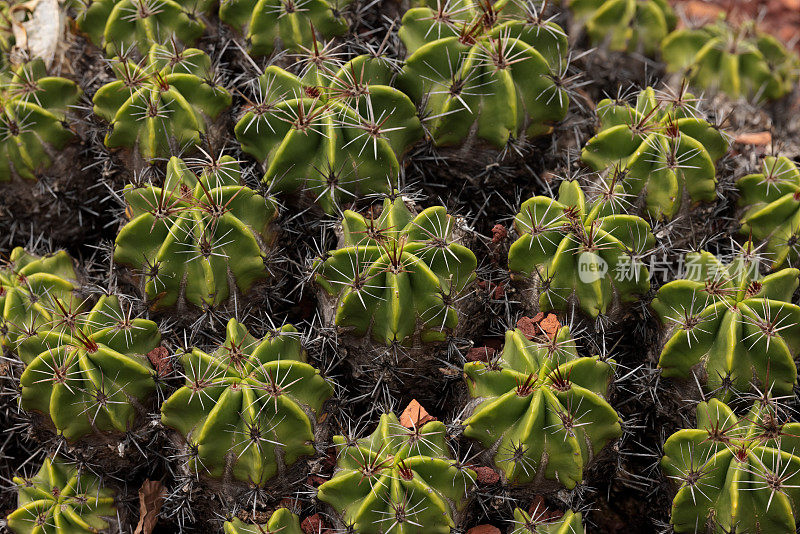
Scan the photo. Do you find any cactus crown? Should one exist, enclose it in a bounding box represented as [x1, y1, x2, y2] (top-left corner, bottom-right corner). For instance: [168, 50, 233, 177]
[223, 509, 303, 534]
[662, 397, 800, 533]
[18, 294, 160, 440]
[220, 0, 350, 57]
[0, 59, 81, 181]
[398, 0, 570, 148]
[234, 54, 422, 213]
[662, 16, 800, 101]
[74, 0, 210, 57]
[313, 194, 477, 345]
[113, 155, 278, 312]
[508, 179, 655, 318]
[463, 326, 621, 488]
[93, 43, 231, 160]
[581, 86, 729, 220]
[511, 507, 584, 533]
[0, 248, 77, 351]
[737, 156, 800, 269]
[161, 318, 333, 485]
[651, 246, 800, 397]
[7, 457, 117, 534]
[568, 0, 677, 56]
[317, 412, 476, 534]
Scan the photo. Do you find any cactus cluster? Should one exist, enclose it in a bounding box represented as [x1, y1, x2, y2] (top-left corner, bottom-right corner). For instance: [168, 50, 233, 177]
[662, 17, 800, 101]
[581, 86, 729, 220]
[508, 179, 655, 318]
[463, 325, 620, 488]
[161, 318, 332, 486]
[313, 194, 476, 345]
[651, 247, 800, 397]
[113, 156, 278, 313]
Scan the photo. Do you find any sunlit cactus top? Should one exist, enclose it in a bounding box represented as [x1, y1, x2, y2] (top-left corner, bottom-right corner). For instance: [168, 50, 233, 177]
[0, 59, 81, 181]
[7, 457, 117, 534]
[662, 397, 800, 533]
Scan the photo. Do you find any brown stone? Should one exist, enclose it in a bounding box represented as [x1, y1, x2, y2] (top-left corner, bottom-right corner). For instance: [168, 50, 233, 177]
[474, 466, 500, 485]
[467, 526, 501, 534]
[735, 131, 772, 146]
[466, 347, 496, 362]
[491, 224, 508, 244]
[399, 399, 436, 428]
[539, 313, 561, 339]
[301, 514, 326, 534]
[146, 346, 171, 377]
[516, 315, 538, 340]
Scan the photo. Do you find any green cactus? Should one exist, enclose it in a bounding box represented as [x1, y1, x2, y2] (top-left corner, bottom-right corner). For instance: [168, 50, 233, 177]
[0, 247, 78, 352]
[662, 17, 800, 102]
[568, 0, 676, 56]
[581, 86, 729, 220]
[661, 398, 800, 533]
[508, 179, 655, 318]
[317, 412, 475, 534]
[219, 0, 349, 57]
[7, 457, 117, 534]
[463, 326, 621, 488]
[651, 248, 800, 397]
[737, 156, 800, 269]
[93, 43, 231, 160]
[17, 294, 160, 440]
[161, 318, 333, 486]
[223, 509, 303, 534]
[234, 55, 422, 213]
[113, 156, 277, 312]
[73, 0, 210, 57]
[511, 508, 584, 534]
[398, 1, 570, 148]
[0, 59, 81, 181]
[313, 194, 477, 345]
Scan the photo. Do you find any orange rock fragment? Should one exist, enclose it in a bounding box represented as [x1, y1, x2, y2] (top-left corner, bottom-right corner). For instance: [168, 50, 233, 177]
[467, 526, 501, 534]
[735, 131, 772, 146]
[399, 399, 436, 428]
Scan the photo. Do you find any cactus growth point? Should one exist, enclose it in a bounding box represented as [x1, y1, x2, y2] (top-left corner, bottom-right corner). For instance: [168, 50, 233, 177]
[317, 412, 475, 534]
[161, 318, 333, 486]
[651, 248, 800, 396]
[219, 0, 349, 57]
[7, 457, 116, 534]
[113, 156, 278, 312]
[0, 247, 77, 352]
[223, 509, 303, 534]
[0, 59, 81, 181]
[398, 2, 569, 148]
[662, 398, 800, 533]
[18, 295, 160, 440]
[738, 156, 800, 269]
[511, 507, 584, 533]
[93, 44, 231, 160]
[662, 17, 800, 102]
[568, 0, 676, 56]
[508, 180, 655, 318]
[74, 0, 209, 57]
[463, 326, 621, 488]
[581, 86, 729, 220]
[234, 55, 422, 213]
[313, 194, 477, 345]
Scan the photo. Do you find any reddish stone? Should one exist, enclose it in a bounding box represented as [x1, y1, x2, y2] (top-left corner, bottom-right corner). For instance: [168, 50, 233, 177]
[467, 526, 500, 534]
[399, 399, 436, 428]
[516, 316, 538, 340]
[474, 466, 500, 485]
[306, 475, 327, 487]
[146, 347, 171, 377]
[301, 514, 327, 534]
[492, 281, 506, 300]
[466, 347, 496, 362]
[539, 313, 561, 339]
[491, 224, 508, 244]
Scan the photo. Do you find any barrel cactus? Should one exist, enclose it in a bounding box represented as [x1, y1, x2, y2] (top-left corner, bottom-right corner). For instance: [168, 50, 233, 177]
[161, 318, 333, 486]
[113, 156, 278, 313]
[581, 86, 729, 220]
[508, 179, 655, 318]
[398, 1, 570, 148]
[317, 412, 475, 534]
[17, 294, 160, 440]
[220, 0, 349, 57]
[662, 17, 800, 102]
[93, 43, 231, 160]
[463, 325, 620, 488]
[662, 398, 800, 533]
[223, 509, 302, 534]
[234, 55, 422, 213]
[737, 156, 800, 269]
[0, 248, 77, 352]
[0, 59, 81, 182]
[313, 194, 477, 345]
[73, 0, 209, 57]
[511, 508, 584, 533]
[568, 0, 676, 56]
[7, 457, 117, 534]
[651, 248, 800, 396]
